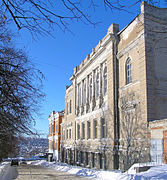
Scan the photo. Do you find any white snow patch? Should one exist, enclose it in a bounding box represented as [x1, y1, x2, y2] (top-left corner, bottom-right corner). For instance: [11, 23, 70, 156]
[0, 162, 9, 179]
[28, 160, 167, 180]
[122, 19, 138, 40]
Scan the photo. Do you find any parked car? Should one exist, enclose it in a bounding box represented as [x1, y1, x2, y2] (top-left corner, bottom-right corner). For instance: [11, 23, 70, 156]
[20, 159, 27, 165]
[11, 159, 19, 166]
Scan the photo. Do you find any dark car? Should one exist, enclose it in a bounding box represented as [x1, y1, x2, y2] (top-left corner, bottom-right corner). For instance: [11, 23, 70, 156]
[20, 159, 27, 165]
[11, 159, 19, 166]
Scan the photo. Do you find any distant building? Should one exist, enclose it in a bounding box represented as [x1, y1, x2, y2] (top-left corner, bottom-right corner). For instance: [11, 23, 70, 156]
[48, 110, 64, 161]
[60, 85, 75, 164]
[60, 2, 167, 171]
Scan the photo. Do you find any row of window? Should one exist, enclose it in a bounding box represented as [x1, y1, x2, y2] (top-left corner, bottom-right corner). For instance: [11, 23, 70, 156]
[66, 100, 72, 115]
[62, 128, 72, 140]
[75, 151, 104, 169]
[65, 58, 132, 117]
[77, 118, 106, 140]
[77, 64, 107, 107]
[49, 123, 58, 135]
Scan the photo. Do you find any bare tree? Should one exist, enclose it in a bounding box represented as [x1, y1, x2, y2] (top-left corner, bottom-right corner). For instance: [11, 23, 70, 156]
[0, 20, 44, 160]
[119, 91, 149, 171]
[1, 0, 164, 37]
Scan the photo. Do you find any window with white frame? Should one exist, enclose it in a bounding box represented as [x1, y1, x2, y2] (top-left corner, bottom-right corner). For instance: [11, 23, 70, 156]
[126, 58, 132, 84]
[101, 118, 106, 138]
[93, 119, 98, 139]
[96, 72, 99, 98]
[87, 121, 91, 139]
[103, 66, 107, 95]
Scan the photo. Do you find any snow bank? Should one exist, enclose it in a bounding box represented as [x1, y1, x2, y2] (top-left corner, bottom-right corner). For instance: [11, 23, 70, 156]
[28, 160, 167, 180]
[0, 162, 9, 179]
[28, 160, 122, 179]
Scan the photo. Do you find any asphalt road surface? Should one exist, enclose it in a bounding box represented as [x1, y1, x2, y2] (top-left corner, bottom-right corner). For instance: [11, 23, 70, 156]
[2, 164, 91, 180]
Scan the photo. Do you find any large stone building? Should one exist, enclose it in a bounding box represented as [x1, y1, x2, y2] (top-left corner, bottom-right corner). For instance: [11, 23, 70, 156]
[48, 111, 64, 161]
[60, 2, 167, 171]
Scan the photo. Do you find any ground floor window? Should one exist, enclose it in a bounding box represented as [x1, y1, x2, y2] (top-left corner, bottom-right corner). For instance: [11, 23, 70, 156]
[81, 151, 84, 164]
[92, 153, 95, 167]
[86, 152, 89, 166]
[99, 153, 102, 169]
[76, 150, 79, 162]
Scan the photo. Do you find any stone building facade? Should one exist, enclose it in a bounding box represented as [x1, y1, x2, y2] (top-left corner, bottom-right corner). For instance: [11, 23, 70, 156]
[60, 2, 167, 171]
[48, 111, 64, 161]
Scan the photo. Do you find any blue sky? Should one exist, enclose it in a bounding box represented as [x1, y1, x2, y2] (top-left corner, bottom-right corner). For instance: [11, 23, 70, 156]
[12, 1, 164, 138]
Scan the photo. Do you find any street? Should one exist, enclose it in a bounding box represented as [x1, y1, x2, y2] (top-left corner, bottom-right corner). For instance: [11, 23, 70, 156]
[2, 164, 91, 180]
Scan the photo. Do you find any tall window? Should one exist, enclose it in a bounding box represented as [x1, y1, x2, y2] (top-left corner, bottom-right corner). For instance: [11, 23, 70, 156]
[77, 124, 80, 139]
[67, 129, 68, 139]
[93, 119, 98, 139]
[55, 123, 58, 133]
[81, 151, 84, 164]
[86, 152, 89, 165]
[103, 66, 107, 95]
[90, 77, 92, 101]
[82, 123, 85, 139]
[69, 129, 71, 139]
[69, 100, 72, 114]
[101, 118, 106, 138]
[96, 72, 99, 98]
[82, 79, 86, 105]
[87, 121, 91, 139]
[87, 77, 89, 101]
[126, 58, 132, 84]
[78, 83, 81, 106]
[67, 102, 69, 115]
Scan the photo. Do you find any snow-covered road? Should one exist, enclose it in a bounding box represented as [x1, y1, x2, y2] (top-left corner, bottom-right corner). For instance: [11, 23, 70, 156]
[0, 163, 18, 180]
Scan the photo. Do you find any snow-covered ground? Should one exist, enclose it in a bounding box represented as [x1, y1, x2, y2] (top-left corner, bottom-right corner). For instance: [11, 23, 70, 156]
[0, 162, 9, 179]
[28, 160, 167, 180]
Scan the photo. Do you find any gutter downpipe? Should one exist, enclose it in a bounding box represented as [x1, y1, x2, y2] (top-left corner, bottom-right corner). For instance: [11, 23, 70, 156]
[113, 34, 120, 170]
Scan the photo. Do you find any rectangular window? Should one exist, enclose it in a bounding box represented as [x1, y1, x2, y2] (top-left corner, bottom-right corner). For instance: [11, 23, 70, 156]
[78, 83, 81, 106]
[55, 142, 57, 150]
[55, 123, 58, 133]
[77, 124, 80, 139]
[69, 129, 71, 139]
[66, 129, 68, 139]
[92, 153, 95, 167]
[69, 100, 72, 114]
[76, 150, 79, 162]
[87, 121, 91, 139]
[99, 153, 103, 169]
[93, 119, 98, 139]
[86, 152, 89, 165]
[67, 102, 68, 115]
[101, 118, 106, 138]
[82, 123, 85, 139]
[80, 151, 84, 164]
[63, 130, 65, 140]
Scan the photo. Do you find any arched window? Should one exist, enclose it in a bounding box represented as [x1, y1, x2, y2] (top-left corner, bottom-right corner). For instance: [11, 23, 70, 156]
[126, 58, 132, 84]
[103, 66, 107, 95]
[96, 72, 99, 98]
